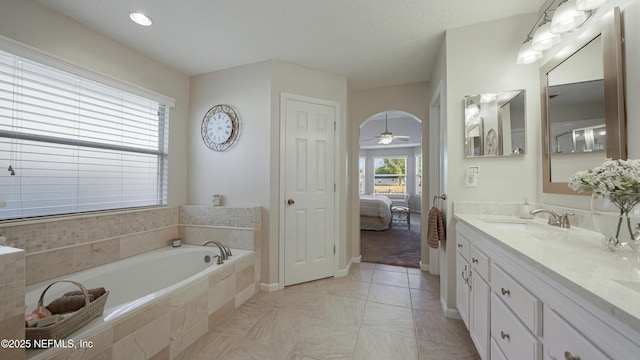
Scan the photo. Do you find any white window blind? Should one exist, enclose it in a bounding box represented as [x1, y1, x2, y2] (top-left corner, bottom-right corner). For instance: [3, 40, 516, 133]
[0, 48, 169, 221]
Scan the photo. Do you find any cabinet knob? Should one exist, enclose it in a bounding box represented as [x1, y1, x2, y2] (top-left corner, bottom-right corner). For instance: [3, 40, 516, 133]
[472, 257, 478, 264]
[564, 351, 581, 360]
[457, 244, 463, 248]
[500, 331, 510, 340]
[501, 288, 511, 296]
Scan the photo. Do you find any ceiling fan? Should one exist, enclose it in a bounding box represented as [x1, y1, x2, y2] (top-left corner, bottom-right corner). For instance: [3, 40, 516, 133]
[374, 114, 410, 144]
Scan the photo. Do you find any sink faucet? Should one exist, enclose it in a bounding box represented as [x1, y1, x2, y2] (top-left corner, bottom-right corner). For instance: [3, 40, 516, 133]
[202, 240, 229, 261]
[529, 209, 574, 228]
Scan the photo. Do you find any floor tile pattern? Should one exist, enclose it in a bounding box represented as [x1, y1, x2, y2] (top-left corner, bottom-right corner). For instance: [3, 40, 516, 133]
[176, 263, 480, 360]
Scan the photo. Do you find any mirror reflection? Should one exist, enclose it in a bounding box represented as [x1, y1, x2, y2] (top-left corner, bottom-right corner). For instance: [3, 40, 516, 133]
[547, 36, 607, 182]
[464, 90, 525, 157]
[540, 7, 626, 194]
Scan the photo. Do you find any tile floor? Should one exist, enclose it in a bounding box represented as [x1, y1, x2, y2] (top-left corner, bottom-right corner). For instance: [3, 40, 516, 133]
[176, 262, 480, 360]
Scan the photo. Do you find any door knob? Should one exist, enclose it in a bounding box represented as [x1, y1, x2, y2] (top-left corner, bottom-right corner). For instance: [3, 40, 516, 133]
[287, 199, 295, 205]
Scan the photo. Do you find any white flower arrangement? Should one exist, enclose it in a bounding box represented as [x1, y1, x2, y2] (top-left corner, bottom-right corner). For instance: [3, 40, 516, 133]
[568, 158, 640, 196]
[569, 159, 640, 244]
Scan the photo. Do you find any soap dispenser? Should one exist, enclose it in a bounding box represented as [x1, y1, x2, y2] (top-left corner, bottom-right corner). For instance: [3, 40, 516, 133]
[519, 197, 534, 219]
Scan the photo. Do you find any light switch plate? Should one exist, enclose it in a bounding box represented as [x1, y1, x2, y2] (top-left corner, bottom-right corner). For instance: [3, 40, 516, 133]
[466, 166, 479, 187]
[0, 201, 6, 208]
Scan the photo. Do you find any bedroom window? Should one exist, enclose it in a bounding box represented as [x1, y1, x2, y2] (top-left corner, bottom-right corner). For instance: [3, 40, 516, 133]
[0, 46, 171, 221]
[416, 155, 422, 195]
[374, 157, 406, 194]
[359, 156, 365, 194]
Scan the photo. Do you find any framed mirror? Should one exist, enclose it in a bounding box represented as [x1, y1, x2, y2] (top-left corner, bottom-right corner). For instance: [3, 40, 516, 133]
[541, 7, 626, 194]
[464, 90, 526, 157]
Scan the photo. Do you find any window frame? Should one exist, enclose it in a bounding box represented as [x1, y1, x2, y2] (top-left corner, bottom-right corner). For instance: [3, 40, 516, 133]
[0, 37, 174, 221]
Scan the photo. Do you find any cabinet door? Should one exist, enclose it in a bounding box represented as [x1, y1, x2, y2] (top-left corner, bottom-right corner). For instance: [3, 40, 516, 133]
[471, 274, 490, 360]
[456, 253, 470, 328]
[544, 306, 609, 360]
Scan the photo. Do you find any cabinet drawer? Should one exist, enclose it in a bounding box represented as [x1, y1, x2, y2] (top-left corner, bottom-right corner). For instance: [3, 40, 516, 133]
[470, 245, 489, 281]
[491, 263, 542, 335]
[491, 337, 508, 360]
[544, 306, 608, 360]
[491, 293, 542, 360]
[457, 234, 470, 260]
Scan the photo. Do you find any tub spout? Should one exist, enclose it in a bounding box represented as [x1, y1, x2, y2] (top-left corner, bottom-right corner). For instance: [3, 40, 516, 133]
[202, 240, 228, 261]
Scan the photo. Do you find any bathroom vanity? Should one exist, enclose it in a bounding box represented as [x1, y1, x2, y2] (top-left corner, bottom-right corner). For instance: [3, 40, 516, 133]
[454, 212, 640, 360]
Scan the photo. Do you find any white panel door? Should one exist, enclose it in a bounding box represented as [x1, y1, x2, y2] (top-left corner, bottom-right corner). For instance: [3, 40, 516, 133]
[283, 96, 336, 286]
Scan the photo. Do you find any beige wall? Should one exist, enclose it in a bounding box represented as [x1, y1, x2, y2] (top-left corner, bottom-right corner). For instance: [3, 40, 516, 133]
[441, 13, 540, 314]
[349, 82, 430, 264]
[0, 0, 190, 207]
[189, 60, 349, 286]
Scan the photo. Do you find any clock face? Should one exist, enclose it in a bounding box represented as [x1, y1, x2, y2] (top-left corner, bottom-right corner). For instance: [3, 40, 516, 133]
[201, 105, 240, 152]
[207, 112, 232, 144]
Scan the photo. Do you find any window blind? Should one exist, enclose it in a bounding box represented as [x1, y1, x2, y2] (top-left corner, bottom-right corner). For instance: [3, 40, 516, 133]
[0, 48, 169, 221]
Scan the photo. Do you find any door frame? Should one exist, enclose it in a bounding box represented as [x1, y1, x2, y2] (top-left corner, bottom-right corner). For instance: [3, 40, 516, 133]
[428, 80, 446, 275]
[278, 92, 341, 289]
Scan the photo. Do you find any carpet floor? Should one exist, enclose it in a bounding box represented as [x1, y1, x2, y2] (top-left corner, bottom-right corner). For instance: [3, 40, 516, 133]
[360, 212, 421, 268]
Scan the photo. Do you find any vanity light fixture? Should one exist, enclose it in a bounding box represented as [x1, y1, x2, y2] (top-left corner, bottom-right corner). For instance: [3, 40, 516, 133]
[516, 0, 603, 65]
[550, 0, 589, 34]
[576, 0, 609, 11]
[532, 15, 561, 50]
[129, 12, 153, 26]
[516, 36, 543, 65]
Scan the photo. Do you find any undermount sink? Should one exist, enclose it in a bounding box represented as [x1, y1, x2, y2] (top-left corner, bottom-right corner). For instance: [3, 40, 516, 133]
[482, 219, 554, 233]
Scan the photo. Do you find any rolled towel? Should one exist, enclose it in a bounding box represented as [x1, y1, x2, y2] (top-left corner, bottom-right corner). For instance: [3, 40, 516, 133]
[25, 306, 52, 327]
[46, 294, 94, 314]
[63, 287, 106, 300]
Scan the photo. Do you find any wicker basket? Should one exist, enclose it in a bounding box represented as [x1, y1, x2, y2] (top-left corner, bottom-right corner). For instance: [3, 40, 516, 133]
[25, 280, 108, 343]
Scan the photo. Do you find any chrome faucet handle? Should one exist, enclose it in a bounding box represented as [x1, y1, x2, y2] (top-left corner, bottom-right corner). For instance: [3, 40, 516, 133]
[559, 213, 574, 228]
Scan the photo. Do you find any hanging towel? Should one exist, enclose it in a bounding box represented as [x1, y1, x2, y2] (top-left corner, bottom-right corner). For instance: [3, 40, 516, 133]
[427, 206, 446, 249]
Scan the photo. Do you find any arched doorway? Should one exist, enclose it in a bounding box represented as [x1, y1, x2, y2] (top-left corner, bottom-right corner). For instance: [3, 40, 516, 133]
[358, 110, 423, 268]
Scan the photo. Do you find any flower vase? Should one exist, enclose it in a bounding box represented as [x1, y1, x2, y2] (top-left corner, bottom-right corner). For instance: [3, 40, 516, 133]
[591, 192, 640, 251]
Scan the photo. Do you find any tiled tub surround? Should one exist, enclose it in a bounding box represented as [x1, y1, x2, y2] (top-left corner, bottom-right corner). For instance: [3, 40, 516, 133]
[0, 207, 180, 286]
[453, 202, 640, 356]
[0, 205, 261, 359]
[178, 206, 261, 252]
[0, 247, 26, 360]
[24, 245, 258, 360]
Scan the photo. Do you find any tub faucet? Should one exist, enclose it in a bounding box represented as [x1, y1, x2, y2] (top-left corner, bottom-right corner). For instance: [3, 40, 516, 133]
[202, 240, 228, 261]
[529, 209, 574, 228]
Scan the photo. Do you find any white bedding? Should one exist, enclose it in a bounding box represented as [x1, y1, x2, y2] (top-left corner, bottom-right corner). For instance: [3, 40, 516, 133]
[360, 195, 392, 230]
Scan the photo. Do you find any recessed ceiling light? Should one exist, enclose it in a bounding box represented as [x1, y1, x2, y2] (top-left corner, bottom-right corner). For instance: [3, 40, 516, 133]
[129, 12, 152, 26]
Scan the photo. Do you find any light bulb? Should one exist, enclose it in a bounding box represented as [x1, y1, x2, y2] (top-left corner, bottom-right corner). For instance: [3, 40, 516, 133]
[516, 39, 542, 64]
[532, 22, 561, 50]
[551, 0, 588, 34]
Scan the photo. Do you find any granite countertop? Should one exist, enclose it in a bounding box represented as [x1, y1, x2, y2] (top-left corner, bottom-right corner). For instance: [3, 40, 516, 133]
[454, 213, 640, 334]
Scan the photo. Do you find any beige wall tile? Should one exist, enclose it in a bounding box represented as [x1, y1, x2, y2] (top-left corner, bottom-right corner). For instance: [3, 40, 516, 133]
[209, 264, 235, 287]
[113, 298, 171, 343]
[48, 327, 114, 360]
[112, 314, 171, 360]
[208, 298, 235, 328]
[169, 317, 208, 359]
[235, 265, 255, 293]
[170, 292, 208, 340]
[26, 247, 74, 285]
[74, 239, 120, 272]
[150, 346, 170, 360]
[0, 314, 25, 360]
[235, 282, 256, 308]
[170, 278, 207, 308]
[209, 275, 236, 313]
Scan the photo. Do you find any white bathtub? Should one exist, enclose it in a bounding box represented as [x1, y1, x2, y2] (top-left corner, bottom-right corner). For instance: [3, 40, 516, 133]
[25, 245, 251, 359]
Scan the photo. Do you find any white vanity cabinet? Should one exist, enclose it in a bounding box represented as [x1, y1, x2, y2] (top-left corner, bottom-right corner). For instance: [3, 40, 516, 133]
[455, 219, 640, 360]
[456, 232, 491, 360]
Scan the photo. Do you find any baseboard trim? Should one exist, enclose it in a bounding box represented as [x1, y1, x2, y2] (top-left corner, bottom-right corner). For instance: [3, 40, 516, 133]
[336, 256, 362, 277]
[442, 297, 462, 319]
[419, 261, 429, 271]
[259, 282, 280, 292]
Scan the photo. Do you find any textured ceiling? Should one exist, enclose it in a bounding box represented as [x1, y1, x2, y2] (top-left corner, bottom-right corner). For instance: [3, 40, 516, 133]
[37, 0, 544, 90]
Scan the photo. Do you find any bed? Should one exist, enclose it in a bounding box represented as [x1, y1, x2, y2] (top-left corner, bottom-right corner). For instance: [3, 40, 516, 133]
[360, 195, 392, 230]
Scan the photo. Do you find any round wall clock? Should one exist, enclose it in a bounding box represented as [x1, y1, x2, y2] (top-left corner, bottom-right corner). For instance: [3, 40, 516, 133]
[201, 104, 240, 152]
